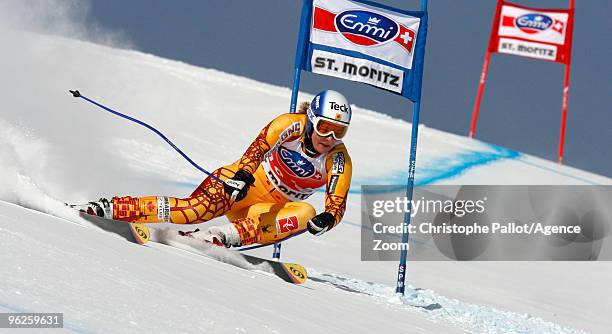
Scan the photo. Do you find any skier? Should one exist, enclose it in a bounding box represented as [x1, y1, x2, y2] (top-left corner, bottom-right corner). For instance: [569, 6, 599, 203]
[74, 90, 353, 247]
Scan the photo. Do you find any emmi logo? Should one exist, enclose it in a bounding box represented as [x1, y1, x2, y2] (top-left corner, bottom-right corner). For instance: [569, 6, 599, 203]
[515, 14, 553, 34]
[336, 10, 399, 46]
[278, 146, 315, 178]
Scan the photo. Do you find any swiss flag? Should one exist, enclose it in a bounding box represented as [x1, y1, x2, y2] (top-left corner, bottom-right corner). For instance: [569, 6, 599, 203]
[394, 25, 415, 54]
[551, 19, 565, 34]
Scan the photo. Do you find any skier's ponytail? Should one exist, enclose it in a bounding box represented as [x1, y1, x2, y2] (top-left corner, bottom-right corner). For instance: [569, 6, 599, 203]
[297, 101, 310, 114]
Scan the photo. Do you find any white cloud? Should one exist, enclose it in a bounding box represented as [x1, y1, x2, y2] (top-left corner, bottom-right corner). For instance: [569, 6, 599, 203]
[0, 0, 133, 48]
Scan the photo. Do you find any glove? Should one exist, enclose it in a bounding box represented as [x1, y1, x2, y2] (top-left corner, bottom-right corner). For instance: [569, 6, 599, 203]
[224, 170, 255, 202]
[307, 212, 335, 236]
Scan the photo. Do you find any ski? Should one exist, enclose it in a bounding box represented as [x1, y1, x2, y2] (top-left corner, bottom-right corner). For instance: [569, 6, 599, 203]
[153, 228, 307, 284]
[240, 253, 308, 285]
[78, 212, 150, 245]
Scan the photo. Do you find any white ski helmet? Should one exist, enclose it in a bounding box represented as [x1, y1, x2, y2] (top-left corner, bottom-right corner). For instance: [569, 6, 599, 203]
[306, 90, 352, 140]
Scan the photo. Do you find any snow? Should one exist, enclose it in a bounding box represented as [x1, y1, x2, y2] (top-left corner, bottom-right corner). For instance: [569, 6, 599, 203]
[0, 29, 610, 333]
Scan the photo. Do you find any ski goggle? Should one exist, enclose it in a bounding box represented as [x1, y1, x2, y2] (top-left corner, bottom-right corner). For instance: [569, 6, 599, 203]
[312, 117, 349, 140]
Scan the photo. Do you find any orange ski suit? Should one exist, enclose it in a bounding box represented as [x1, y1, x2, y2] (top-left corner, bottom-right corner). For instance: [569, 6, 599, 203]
[110, 113, 352, 246]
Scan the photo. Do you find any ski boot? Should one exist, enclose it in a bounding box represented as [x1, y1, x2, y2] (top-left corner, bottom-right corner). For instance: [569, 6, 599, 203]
[178, 224, 242, 248]
[68, 198, 113, 219]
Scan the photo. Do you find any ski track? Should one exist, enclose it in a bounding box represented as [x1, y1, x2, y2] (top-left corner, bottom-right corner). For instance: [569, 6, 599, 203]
[150, 227, 276, 274]
[309, 269, 588, 334]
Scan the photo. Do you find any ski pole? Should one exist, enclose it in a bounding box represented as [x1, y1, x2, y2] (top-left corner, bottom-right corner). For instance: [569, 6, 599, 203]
[272, 242, 282, 261]
[69, 90, 223, 183]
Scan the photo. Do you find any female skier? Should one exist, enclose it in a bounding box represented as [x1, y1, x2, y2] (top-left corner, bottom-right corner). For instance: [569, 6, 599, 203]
[75, 90, 353, 247]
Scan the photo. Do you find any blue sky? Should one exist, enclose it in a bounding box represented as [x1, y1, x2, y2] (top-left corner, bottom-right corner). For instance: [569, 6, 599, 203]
[86, 0, 610, 177]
